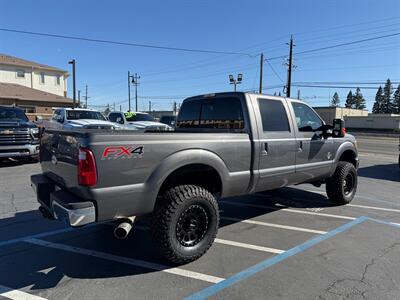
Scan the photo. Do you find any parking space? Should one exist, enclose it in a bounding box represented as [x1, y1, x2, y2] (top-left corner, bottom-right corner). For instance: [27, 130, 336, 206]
[0, 135, 399, 299]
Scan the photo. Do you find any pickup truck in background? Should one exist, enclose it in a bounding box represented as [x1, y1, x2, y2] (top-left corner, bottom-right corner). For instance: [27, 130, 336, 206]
[107, 111, 172, 131]
[44, 108, 118, 130]
[31, 92, 359, 264]
[0, 106, 40, 161]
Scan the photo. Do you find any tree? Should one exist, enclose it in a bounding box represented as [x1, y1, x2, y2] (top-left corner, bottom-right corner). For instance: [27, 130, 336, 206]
[345, 90, 354, 108]
[330, 92, 340, 107]
[372, 86, 384, 113]
[353, 88, 366, 109]
[382, 79, 393, 113]
[393, 84, 400, 114]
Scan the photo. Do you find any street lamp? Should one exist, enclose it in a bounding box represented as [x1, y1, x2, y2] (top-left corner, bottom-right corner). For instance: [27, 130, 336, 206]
[68, 59, 76, 108]
[229, 73, 243, 92]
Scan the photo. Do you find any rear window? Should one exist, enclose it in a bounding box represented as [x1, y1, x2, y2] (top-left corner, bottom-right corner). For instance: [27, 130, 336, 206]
[177, 97, 244, 129]
[66, 110, 106, 121]
[258, 99, 290, 132]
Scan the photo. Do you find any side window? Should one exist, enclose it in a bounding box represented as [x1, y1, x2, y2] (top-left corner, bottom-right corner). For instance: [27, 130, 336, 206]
[199, 98, 244, 129]
[291, 102, 323, 132]
[108, 113, 117, 122]
[258, 99, 290, 132]
[52, 110, 60, 121]
[177, 97, 244, 129]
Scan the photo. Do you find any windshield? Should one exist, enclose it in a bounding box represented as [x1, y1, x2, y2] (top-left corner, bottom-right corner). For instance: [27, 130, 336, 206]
[124, 112, 155, 122]
[66, 110, 106, 121]
[0, 108, 29, 122]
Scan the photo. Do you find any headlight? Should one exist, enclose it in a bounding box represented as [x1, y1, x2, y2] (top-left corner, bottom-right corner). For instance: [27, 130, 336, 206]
[30, 127, 39, 134]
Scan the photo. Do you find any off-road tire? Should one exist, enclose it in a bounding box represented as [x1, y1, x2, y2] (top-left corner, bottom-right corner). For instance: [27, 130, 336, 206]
[326, 162, 357, 205]
[151, 185, 219, 264]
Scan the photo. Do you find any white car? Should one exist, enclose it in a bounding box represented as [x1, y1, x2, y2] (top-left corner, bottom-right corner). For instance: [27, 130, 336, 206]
[108, 111, 172, 131]
[45, 108, 119, 130]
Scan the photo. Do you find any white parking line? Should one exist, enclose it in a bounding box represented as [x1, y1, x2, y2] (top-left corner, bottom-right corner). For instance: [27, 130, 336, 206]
[214, 238, 284, 254]
[221, 200, 356, 220]
[26, 238, 224, 284]
[133, 225, 286, 254]
[346, 204, 400, 213]
[0, 285, 47, 300]
[221, 216, 327, 234]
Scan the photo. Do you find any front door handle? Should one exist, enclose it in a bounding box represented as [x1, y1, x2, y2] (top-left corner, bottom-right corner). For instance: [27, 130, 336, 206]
[298, 141, 303, 152]
[262, 142, 268, 155]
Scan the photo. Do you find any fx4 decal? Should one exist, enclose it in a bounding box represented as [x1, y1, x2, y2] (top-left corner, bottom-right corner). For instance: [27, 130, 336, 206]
[102, 146, 144, 160]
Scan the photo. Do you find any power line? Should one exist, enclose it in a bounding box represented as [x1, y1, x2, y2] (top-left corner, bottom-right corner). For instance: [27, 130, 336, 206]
[292, 84, 387, 89]
[265, 58, 284, 83]
[267, 32, 400, 60]
[0, 27, 253, 57]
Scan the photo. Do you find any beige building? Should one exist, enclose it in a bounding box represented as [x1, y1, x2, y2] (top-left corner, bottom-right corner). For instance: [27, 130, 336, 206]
[313, 106, 369, 123]
[0, 54, 74, 120]
[0, 54, 69, 97]
[344, 114, 400, 130]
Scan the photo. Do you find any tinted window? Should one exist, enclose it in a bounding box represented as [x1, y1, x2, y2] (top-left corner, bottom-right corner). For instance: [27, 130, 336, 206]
[66, 110, 106, 121]
[108, 113, 118, 122]
[258, 99, 290, 132]
[0, 108, 28, 122]
[291, 102, 323, 132]
[177, 97, 244, 129]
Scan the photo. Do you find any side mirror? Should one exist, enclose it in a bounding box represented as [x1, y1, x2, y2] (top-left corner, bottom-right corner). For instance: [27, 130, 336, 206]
[332, 119, 346, 138]
[57, 116, 64, 123]
[314, 124, 332, 139]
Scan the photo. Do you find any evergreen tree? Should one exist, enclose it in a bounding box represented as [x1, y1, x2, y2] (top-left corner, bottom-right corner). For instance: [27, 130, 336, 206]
[330, 92, 340, 107]
[345, 90, 354, 108]
[393, 84, 400, 114]
[382, 79, 393, 113]
[353, 88, 366, 109]
[372, 86, 384, 113]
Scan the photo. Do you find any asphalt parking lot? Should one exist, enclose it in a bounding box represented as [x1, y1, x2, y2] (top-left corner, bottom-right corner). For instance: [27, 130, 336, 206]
[0, 135, 399, 300]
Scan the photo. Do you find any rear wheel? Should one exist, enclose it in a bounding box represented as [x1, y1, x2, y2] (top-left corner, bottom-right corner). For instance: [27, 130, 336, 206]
[326, 162, 357, 205]
[151, 185, 219, 264]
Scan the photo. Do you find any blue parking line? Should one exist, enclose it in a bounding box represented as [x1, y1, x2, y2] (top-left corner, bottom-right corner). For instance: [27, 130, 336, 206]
[367, 217, 400, 228]
[185, 216, 369, 300]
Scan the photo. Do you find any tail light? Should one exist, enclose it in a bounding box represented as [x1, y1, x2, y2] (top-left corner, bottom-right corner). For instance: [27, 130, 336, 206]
[341, 127, 347, 136]
[78, 148, 97, 186]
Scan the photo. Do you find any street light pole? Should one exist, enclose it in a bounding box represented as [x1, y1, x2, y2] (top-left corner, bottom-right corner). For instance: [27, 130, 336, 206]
[229, 74, 243, 92]
[68, 59, 76, 108]
[128, 71, 131, 112]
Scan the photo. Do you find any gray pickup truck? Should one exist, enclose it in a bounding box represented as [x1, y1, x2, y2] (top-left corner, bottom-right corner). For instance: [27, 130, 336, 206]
[31, 92, 359, 264]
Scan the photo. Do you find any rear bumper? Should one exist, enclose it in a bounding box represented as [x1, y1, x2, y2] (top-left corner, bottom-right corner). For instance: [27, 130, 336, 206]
[0, 143, 40, 158]
[31, 174, 96, 227]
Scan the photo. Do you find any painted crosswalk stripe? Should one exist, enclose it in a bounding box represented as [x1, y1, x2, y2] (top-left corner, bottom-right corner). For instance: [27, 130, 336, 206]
[214, 238, 284, 254]
[221, 200, 356, 220]
[25, 238, 224, 284]
[221, 216, 327, 234]
[0, 285, 47, 300]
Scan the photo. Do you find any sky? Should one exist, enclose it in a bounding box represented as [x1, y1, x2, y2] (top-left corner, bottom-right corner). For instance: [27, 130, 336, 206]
[0, 0, 399, 112]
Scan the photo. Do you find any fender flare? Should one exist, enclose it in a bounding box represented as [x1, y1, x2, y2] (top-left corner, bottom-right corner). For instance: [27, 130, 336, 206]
[330, 141, 358, 176]
[142, 149, 230, 210]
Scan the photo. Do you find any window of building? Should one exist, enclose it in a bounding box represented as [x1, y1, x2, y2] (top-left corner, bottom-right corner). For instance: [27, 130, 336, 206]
[16, 69, 25, 78]
[40, 72, 45, 84]
[177, 97, 244, 129]
[19, 106, 35, 113]
[291, 102, 323, 132]
[258, 99, 290, 132]
[56, 75, 61, 85]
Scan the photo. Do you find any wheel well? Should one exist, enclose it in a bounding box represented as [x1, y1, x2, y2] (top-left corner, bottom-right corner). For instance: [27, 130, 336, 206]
[158, 164, 222, 196]
[339, 150, 357, 167]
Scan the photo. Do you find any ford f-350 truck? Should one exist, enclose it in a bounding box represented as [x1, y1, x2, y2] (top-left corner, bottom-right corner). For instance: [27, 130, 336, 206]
[31, 92, 359, 264]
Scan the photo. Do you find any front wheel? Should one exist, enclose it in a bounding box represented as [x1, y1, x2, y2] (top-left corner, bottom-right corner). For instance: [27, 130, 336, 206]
[151, 185, 219, 264]
[326, 162, 357, 205]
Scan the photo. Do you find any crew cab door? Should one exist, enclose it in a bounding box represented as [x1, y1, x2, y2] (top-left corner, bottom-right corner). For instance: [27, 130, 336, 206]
[252, 96, 297, 192]
[289, 100, 333, 181]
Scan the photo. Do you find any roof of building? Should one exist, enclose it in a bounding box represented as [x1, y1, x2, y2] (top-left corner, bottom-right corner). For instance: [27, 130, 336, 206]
[0, 83, 73, 104]
[0, 53, 68, 74]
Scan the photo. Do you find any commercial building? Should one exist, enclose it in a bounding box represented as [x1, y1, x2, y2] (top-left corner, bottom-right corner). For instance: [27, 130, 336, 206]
[313, 106, 368, 123]
[344, 113, 400, 130]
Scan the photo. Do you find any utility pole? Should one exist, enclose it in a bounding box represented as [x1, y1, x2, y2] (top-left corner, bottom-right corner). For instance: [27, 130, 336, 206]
[128, 71, 131, 112]
[78, 90, 81, 104]
[68, 59, 76, 108]
[173, 101, 177, 115]
[113, 102, 116, 111]
[132, 73, 140, 112]
[286, 35, 294, 98]
[119, 105, 122, 111]
[84, 85, 88, 108]
[148, 101, 151, 112]
[259, 53, 264, 94]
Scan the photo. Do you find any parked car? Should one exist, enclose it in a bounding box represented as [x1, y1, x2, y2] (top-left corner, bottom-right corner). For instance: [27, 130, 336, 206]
[0, 106, 40, 161]
[108, 111, 172, 131]
[44, 108, 119, 130]
[32, 92, 359, 264]
[159, 115, 176, 127]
